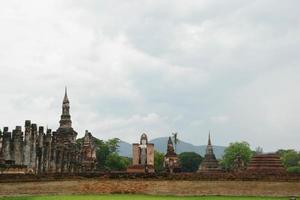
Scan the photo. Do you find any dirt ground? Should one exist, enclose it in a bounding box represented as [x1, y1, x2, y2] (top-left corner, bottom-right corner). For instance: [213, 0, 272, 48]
[0, 180, 299, 197]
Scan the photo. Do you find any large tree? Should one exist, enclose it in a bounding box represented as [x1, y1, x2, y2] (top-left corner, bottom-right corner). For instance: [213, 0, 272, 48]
[178, 152, 202, 172]
[221, 141, 253, 170]
[154, 150, 165, 173]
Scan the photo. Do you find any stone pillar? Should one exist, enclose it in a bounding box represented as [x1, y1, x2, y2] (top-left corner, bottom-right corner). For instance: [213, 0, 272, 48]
[49, 132, 57, 173]
[12, 126, 23, 165]
[37, 126, 44, 174]
[0, 129, 4, 164]
[2, 127, 12, 162]
[23, 120, 32, 167]
[43, 129, 52, 173]
[30, 124, 37, 173]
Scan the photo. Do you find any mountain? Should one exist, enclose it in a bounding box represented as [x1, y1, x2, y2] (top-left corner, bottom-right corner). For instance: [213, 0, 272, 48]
[118, 137, 226, 159]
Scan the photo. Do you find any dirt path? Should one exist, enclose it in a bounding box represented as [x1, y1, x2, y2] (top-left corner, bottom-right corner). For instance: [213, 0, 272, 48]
[0, 180, 299, 197]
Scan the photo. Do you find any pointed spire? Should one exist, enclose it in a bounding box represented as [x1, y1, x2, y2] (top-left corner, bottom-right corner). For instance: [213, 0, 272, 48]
[63, 86, 69, 103]
[208, 131, 212, 146]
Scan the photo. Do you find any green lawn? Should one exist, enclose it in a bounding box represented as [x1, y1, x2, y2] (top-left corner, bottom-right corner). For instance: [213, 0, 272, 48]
[0, 195, 292, 200]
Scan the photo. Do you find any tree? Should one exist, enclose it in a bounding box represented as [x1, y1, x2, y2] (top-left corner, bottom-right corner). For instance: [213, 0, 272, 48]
[106, 138, 120, 153]
[221, 141, 253, 170]
[178, 152, 202, 172]
[154, 150, 164, 173]
[277, 149, 300, 168]
[105, 153, 130, 171]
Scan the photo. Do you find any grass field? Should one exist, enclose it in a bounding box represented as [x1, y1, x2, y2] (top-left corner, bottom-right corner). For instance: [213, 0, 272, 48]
[0, 195, 293, 200]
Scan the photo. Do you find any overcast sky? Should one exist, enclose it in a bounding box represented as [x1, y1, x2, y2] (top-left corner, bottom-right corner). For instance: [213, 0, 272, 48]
[0, 0, 299, 151]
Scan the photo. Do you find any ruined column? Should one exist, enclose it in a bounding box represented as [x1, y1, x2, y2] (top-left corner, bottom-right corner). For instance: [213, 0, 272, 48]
[2, 127, 12, 162]
[23, 120, 32, 167]
[49, 132, 57, 173]
[0, 129, 4, 164]
[43, 128, 52, 173]
[37, 126, 44, 174]
[30, 124, 37, 172]
[12, 126, 23, 165]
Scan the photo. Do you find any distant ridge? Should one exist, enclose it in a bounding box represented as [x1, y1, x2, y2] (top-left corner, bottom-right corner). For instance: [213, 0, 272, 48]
[118, 137, 226, 159]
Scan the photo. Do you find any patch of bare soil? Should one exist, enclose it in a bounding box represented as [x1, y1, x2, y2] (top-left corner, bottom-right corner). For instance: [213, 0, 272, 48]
[0, 180, 299, 197]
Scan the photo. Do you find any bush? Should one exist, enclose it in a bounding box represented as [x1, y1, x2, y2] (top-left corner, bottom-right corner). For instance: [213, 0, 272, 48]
[104, 153, 130, 171]
[287, 166, 300, 174]
[178, 152, 202, 172]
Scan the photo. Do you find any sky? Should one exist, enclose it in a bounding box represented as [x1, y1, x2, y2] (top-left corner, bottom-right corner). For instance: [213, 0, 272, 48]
[0, 0, 299, 152]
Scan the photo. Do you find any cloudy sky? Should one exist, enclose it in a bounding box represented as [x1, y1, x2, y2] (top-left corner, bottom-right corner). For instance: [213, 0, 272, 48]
[0, 0, 299, 151]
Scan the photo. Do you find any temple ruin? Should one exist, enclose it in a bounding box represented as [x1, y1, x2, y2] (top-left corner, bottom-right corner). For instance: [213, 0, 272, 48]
[0, 88, 97, 174]
[127, 133, 154, 173]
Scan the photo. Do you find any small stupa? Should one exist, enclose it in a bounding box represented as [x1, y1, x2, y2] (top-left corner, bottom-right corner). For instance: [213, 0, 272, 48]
[164, 137, 180, 173]
[198, 133, 221, 172]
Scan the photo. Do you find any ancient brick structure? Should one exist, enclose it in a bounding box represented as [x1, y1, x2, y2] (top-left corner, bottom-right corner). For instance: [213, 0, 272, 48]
[198, 133, 221, 172]
[80, 130, 97, 172]
[0, 88, 97, 174]
[164, 137, 180, 173]
[0, 134, 3, 164]
[127, 133, 154, 173]
[247, 153, 285, 173]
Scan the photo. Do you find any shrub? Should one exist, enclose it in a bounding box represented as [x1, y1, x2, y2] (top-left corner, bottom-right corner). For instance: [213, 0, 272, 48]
[287, 166, 300, 174]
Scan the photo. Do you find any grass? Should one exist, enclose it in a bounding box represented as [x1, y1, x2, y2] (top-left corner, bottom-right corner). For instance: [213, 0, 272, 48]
[0, 195, 292, 200]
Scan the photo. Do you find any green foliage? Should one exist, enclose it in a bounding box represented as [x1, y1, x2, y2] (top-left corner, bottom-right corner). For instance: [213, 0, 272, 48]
[287, 166, 300, 174]
[76, 138, 83, 145]
[154, 150, 165, 173]
[91, 138, 121, 170]
[178, 152, 202, 172]
[104, 153, 130, 171]
[277, 149, 300, 168]
[221, 141, 253, 170]
[106, 138, 121, 153]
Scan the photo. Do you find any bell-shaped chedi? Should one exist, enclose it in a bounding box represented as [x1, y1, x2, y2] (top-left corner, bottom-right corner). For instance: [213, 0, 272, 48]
[127, 133, 155, 173]
[247, 153, 285, 174]
[164, 137, 180, 173]
[198, 133, 221, 172]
